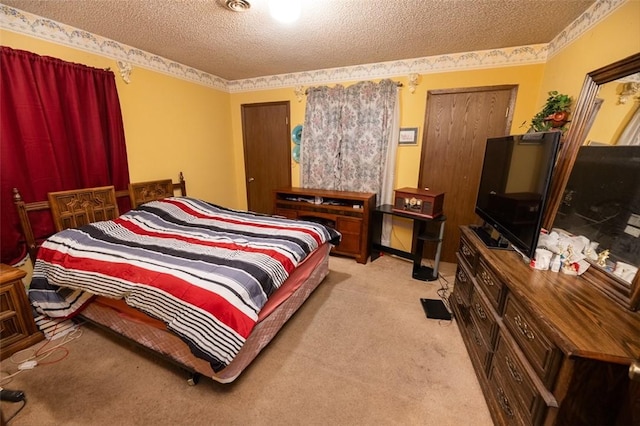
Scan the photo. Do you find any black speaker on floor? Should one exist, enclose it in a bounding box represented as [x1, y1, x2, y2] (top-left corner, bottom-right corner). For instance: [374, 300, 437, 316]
[421, 298, 452, 320]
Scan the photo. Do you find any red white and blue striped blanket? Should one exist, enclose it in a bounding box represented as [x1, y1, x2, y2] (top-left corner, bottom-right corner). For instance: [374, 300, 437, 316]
[29, 197, 341, 372]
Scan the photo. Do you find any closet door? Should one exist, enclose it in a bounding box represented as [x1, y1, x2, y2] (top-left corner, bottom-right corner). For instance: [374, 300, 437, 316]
[419, 86, 516, 263]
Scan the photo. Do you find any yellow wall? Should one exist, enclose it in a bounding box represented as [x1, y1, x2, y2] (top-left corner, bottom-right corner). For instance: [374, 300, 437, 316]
[539, 0, 640, 111]
[1, 30, 237, 206]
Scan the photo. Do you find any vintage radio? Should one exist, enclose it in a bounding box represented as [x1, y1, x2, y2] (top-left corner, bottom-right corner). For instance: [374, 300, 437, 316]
[393, 187, 444, 218]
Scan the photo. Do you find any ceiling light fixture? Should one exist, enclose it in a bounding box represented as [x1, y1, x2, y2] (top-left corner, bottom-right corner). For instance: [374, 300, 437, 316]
[226, 0, 251, 12]
[268, 0, 301, 24]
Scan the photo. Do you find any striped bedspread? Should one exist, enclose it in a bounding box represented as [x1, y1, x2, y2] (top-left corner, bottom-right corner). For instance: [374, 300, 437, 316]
[29, 197, 340, 372]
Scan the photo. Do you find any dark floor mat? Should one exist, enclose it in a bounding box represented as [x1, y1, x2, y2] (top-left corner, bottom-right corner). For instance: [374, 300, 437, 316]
[421, 298, 452, 320]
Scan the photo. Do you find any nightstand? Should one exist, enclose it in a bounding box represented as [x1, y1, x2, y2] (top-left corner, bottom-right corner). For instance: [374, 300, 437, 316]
[0, 264, 44, 360]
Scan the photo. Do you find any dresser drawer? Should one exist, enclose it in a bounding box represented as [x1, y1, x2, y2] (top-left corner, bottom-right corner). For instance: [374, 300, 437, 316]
[0, 315, 23, 346]
[336, 216, 362, 234]
[334, 217, 362, 255]
[493, 330, 556, 425]
[459, 234, 478, 274]
[470, 288, 497, 349]
[454, 260, 473, 305]
[467, 312, 493, 373]
[450, 292, 471, 327]
[334, 232, 360, 255]
[503, 294, 561, 387]
[476, 258, 507, 313]
[274, 208, 297, 219]
[489, 363, 527, 426]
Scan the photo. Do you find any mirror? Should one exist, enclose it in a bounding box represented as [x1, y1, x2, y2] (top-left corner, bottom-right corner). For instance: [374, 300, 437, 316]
[543, 52, 640, 310]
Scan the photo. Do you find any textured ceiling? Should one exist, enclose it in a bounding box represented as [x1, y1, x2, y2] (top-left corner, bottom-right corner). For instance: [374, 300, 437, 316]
[2, 0, 596, 81]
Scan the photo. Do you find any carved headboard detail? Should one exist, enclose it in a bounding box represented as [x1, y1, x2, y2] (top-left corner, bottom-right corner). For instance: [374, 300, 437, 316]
[48, 186, 120, 232]
[129, 179, 173, 209]
[13, 172, 186, 265]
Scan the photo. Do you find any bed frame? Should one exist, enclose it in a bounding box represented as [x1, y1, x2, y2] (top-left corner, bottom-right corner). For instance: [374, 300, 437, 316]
[12, 173, 330, 384]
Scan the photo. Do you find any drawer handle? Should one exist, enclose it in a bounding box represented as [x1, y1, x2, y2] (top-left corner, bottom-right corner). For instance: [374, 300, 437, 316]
[456, 270, 467, 283]
[497, 386, 514, 418]
[472, 330, 483, 347]
[505, 355, 523, 383]
[514, 315, 535, 341]
[480, 270, 494, 287]
[474, 303, 487, 319]
[461, 245, 472, 256]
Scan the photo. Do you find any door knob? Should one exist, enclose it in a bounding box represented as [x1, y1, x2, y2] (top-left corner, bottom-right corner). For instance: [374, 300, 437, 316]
[248, 177, 255, 182]
[630, 361, 640, 381]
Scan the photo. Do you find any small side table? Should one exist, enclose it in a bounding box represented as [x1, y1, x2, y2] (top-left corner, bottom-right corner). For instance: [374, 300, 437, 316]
[0, 264, 44, 360]
[370, 204, 446, 281]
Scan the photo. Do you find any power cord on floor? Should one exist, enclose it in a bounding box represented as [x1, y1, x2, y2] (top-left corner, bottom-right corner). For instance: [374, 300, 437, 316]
[436, 270, 451, 311]
[419, 257, 454, 325]
[0, 322, 84, 387]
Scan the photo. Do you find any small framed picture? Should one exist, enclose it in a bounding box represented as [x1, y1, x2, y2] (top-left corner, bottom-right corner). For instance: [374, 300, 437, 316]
[399, 127, 418, 145]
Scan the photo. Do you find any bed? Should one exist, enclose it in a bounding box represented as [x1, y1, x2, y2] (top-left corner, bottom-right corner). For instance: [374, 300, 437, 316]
[13, 175, 340, 384]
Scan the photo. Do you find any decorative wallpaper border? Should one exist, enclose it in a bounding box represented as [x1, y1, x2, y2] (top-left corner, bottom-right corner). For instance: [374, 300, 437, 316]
[546, 0, 626, 59]
[227, 45, 550, 92]
[0, 4, 228, 91]
[0, 0, 625, 93]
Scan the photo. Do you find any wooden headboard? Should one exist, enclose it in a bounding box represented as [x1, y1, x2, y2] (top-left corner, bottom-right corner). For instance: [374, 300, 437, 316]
[13, 172, 187, 264]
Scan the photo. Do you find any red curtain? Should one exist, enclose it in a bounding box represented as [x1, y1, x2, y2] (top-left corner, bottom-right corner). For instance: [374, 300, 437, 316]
[0, 46, 130, 264]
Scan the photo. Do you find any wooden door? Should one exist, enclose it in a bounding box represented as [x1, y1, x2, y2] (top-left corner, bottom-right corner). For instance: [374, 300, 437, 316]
[419, 86, 517, 263]
[241, 102, 291, 215]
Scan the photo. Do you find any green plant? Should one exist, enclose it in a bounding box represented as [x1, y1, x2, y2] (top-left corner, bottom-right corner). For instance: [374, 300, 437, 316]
[529, 91, 572, 132]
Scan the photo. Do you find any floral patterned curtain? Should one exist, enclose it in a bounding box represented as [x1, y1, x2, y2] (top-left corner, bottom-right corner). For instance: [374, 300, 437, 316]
[300, 85, 345, 189]
[301, 79, 399, 244]
[340, 80, 398, 196]
[301, 79, 398, 196]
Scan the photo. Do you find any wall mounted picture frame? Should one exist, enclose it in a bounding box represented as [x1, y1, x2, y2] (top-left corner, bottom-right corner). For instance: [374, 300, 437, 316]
[399, 127, 418, 145]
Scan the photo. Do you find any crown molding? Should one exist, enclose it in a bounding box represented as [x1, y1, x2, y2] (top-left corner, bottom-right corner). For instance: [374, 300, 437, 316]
[0, 1, 624, 93]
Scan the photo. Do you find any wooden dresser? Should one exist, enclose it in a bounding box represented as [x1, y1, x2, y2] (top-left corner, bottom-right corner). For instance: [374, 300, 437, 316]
[273, 187, 376, 264]
[451, 226, 640, 425]
[0, 264, 44, 360]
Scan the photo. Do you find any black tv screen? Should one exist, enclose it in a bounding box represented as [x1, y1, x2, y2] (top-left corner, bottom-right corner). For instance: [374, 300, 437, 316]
[553, 145, 640, 268]
[474, 131, 561, 260]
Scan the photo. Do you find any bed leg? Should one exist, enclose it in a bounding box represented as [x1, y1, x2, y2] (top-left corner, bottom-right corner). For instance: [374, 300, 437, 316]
[187, 372, 201, 386]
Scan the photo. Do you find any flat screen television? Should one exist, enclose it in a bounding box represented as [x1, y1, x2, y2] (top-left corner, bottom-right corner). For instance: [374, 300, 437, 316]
[553, 145, 640, 268]
[473, 131, 561, 260]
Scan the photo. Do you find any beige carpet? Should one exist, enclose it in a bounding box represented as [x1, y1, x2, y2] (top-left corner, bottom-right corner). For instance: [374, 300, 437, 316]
[0, 254, 492, 426]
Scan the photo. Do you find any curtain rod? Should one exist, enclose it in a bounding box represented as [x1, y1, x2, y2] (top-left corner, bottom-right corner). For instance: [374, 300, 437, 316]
[305, 81, 403, 95]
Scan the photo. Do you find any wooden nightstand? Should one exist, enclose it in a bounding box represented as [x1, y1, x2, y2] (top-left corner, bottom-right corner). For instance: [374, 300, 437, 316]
[0, 264, 44, 360]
